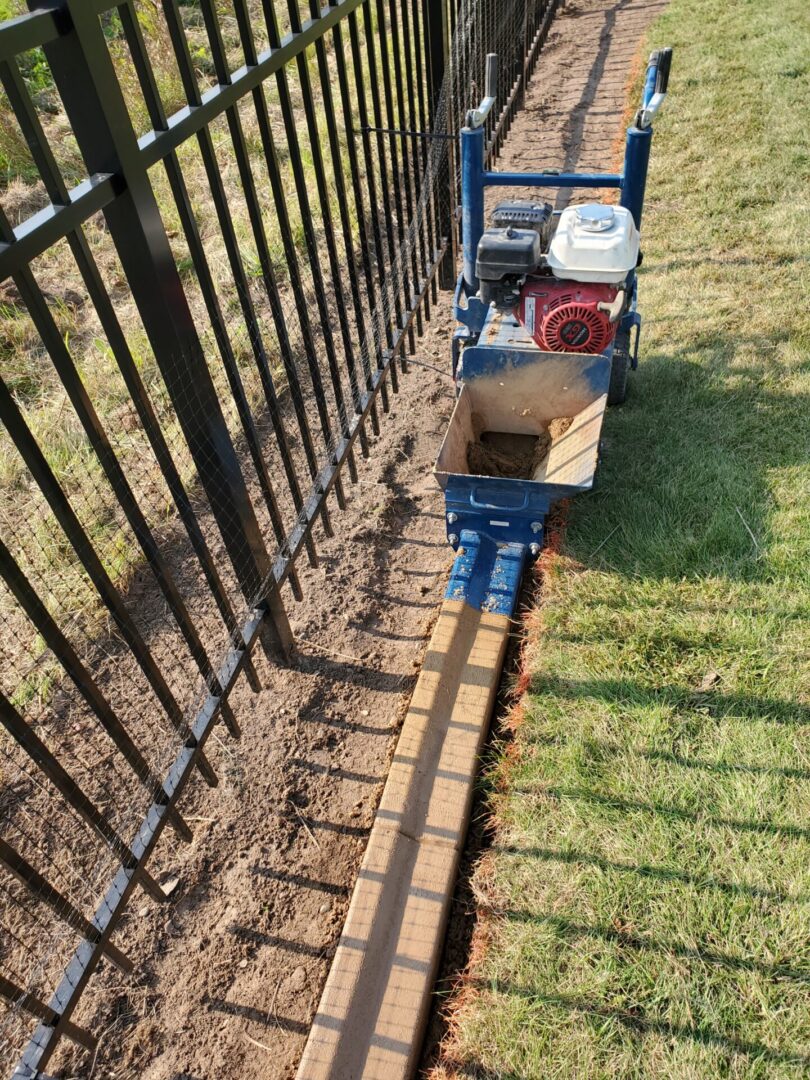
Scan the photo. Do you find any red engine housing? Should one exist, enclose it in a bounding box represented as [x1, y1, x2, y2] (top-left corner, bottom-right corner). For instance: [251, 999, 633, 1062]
[519, 279, 619, 354]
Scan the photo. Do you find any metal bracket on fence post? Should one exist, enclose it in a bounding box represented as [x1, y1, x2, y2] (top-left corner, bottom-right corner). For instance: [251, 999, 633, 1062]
[28, 0, 292, 662]
[425, 0, 456, 289]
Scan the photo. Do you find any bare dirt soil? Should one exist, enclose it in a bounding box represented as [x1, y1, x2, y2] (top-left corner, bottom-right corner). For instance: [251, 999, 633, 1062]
[47, 2, 667, 1078]
[486, 0, 668, 214]
[49, 303, 457, 1080]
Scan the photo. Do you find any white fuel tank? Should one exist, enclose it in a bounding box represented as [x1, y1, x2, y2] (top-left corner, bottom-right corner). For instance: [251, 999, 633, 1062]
[547, 203, 640, 284]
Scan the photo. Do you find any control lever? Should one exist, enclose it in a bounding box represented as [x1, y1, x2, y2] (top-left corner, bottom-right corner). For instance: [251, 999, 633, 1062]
[637, 46, 673, 128]
[655, 47, 673, 94]
[466, 53, 499, 129]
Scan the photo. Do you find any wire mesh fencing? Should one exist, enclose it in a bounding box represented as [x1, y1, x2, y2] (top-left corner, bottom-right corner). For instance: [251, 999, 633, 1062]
[0, 0, 560, 1073]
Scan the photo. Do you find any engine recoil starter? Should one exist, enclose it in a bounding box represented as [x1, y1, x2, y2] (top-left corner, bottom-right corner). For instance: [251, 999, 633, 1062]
[519, 280, 619, 353]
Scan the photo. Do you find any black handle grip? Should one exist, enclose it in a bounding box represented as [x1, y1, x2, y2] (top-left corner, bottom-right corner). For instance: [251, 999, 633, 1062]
[655, 47, 673, 94]
[485, 53, 499, 100]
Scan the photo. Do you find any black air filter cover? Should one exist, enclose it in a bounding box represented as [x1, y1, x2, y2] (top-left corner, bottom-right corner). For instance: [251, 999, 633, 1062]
[492, 201, 553, 251]
[491, 200, 553, 236]
[475, 226, 542, 284]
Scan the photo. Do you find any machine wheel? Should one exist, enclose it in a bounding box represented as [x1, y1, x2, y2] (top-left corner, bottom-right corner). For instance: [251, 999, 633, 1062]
[607, 329, 630, 406]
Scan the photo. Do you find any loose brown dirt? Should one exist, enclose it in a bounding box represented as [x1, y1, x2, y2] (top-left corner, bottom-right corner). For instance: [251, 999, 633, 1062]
[467, 431, 546, 480]
[49, 308, 458, 1080]
[45, 2, 667, 1078]
[548, 416, 575, 440]
[465, 418, 572, 480]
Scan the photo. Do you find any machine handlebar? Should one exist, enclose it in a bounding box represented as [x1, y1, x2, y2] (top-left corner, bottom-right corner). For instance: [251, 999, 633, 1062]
[466, 47, 671, 132]
[485, 52, 499, 100]
[637, 46, 673, 128]
[655, 47, 673, 94]
[467, 52, 499, 129]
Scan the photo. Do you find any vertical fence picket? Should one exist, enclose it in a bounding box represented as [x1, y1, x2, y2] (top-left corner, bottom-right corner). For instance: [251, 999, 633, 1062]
[0, 689, 166, 904]
[330, 6, 383, 436]
[0, 840, 132, 972]
[303, 0, 373, 455]
[348, 6, 393, 412]
[426, 0, 456, 286]
[0, 537, 193, 843]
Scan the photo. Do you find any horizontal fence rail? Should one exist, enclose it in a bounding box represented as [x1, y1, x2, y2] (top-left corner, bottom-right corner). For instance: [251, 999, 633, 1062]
[0, 0, 559, 1073]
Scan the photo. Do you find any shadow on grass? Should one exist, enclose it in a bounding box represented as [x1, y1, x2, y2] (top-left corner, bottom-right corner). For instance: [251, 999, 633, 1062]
[493, 844, 802, 903]
[642, 253, 810, 274]
[520, 783, 810, 841]
[432, 1064, 525, 1080]
[500, 909, 810, 983]
[466, 980, 810, 1069]
[573, 345, 810, 582]
[527, 674, 810, 728]
[641, 748, 810, 781]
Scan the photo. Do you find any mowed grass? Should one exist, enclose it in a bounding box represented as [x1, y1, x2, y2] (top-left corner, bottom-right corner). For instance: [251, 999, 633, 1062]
[437, 0, 810, 1077]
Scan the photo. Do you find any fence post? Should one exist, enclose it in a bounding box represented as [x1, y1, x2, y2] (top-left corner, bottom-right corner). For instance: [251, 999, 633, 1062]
[27, 0, 291, 660]
[425, 0, 457, 288]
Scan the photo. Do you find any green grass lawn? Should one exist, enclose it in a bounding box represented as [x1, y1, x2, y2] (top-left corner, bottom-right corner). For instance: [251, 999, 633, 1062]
[438, 0, 810, 1076]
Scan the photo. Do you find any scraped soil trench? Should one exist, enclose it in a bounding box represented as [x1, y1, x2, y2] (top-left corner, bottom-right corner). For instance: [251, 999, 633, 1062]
[49, 2, 667, 1077]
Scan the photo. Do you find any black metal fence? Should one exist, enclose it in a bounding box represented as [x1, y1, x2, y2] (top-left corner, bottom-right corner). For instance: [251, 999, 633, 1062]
[0, 0, 558, 1074]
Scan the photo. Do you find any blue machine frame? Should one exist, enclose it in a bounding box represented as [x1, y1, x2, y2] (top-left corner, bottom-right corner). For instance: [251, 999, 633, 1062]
[436, 48, 671, 613]
[453, 57, 663, 345]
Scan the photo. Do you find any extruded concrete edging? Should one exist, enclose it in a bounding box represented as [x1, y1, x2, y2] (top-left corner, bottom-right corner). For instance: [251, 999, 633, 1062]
[296, 598, 511, 1079]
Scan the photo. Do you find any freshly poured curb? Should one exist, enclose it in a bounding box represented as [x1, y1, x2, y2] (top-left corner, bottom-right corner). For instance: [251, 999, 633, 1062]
[296, 597, 512, 1079]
